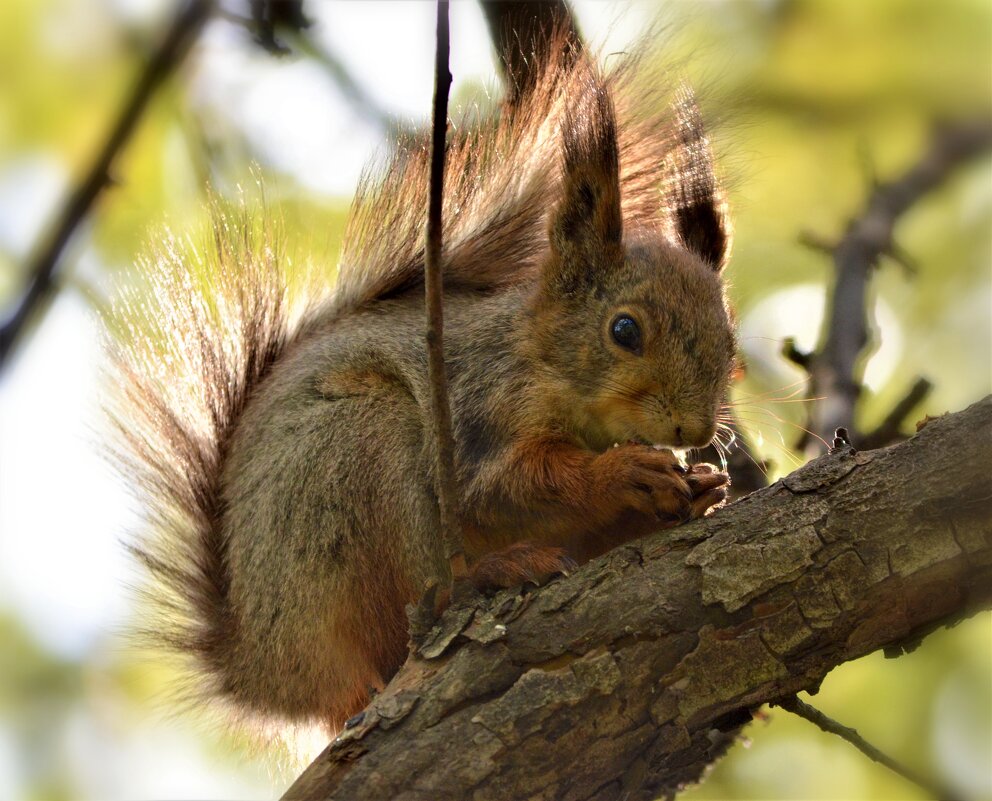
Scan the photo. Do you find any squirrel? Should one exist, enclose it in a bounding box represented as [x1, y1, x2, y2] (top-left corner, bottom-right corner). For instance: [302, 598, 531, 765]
[108, 44, 736, 737]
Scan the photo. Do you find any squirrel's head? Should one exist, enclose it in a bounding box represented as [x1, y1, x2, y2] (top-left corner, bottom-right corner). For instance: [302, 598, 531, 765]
[529, 82, 735, 452]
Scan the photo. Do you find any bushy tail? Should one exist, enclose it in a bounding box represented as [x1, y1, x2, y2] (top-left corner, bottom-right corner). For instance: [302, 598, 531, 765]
[106, 202, 296, 695]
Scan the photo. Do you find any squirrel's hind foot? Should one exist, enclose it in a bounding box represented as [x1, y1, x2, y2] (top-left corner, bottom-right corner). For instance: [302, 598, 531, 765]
[469, 542, 577, 593]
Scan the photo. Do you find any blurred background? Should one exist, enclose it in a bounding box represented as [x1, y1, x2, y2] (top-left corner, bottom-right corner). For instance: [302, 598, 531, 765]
[0, 1, 989, 799]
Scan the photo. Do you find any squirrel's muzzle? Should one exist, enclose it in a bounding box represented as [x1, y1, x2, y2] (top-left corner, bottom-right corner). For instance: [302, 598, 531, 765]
[672, 419, 717, 449]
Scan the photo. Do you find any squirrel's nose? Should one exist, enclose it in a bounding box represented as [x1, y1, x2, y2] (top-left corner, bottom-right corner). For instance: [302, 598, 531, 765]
[676, 420, 716, 448]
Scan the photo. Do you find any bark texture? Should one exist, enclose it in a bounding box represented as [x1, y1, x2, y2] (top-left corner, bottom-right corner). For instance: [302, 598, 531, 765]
[283, 397, 992, 801]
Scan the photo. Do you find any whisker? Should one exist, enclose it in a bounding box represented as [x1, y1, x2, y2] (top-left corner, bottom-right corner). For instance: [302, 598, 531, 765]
[716, 413, 806, 472]
[724, 394, 824, 407]
[717, 425, 772, 477]
[730, 405, 830, 452]
[724, 383, 814, 406]
[729, 376, 811, 397]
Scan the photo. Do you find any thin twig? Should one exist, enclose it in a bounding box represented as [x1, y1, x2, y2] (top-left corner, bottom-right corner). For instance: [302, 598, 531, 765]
[777, 695, 958, 801]
[423, 0, 466, 582]
[781, 336, 811, 370]
[0, 0, 213, 371]
[860, 376, 934, 449]
[245, 0, 309, 55]
[804, 119, 992, 447]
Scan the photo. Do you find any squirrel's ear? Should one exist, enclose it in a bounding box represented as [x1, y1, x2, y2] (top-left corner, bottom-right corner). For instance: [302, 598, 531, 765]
[666, 85, 731, 270]
[545, 85, 624, 295]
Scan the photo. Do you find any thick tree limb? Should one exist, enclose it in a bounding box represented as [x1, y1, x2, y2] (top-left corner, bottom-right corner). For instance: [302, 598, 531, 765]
[283, 396, 992, 801]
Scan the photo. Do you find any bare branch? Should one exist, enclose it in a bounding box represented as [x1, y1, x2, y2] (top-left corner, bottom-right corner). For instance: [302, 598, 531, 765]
[245, 0, 310, 55]
[423, 0, 465, 580]
[798, 229, 836, 255]
[218, 4, 408, 136]
[806, 119, 992, 446]
[859, 377, 934, 450]
[282, 396, 992, 801]
[0, 0, 213, 371]
[781, 336, 812, 370]
[776, 695, 957, 801]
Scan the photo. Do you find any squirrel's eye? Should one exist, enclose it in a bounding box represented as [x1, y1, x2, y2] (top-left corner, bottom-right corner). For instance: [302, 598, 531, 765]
[610, 314, 642, 353]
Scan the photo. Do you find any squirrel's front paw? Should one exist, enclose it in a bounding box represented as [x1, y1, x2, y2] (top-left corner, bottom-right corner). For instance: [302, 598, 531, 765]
[684, 462, 730, 518]
[469, 542, 577, 593]
[593, 445, 728, 526]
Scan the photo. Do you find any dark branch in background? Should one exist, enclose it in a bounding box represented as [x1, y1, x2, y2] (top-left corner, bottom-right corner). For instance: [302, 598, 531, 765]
[0, 0, 213, 371]
[240, 0, 587, 139]
[423, 0, 465, 582]
[715, 122, 990, 491]
[481, 0, 582, 106]
[859, 376, 934, 451]
[247, 0, 310, 55]
[223, 2, 409, 137]
[802, 119, 992, 449]
[281, 398, 992, 801]
[775, 695, 957, 801]
[782, 335, 812, 370]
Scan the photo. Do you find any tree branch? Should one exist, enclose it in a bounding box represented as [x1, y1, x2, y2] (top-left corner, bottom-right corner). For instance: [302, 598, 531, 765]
[775, 695, 957, 801]
[0, 0, 213, 371]
[806, 119, 992, 446]
[282, 396, 992, 801]
[423, 0, 465, 579]
[859, 376, 934, 450]
[218, 3, 411, 137]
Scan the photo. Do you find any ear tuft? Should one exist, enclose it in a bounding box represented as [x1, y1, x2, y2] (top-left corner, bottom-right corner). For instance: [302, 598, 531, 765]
[664, 84, 731, 270]
[545, 76, 624, 295]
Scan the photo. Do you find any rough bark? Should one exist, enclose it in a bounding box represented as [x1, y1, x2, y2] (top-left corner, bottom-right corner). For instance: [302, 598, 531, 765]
[282, 396, 992, 801]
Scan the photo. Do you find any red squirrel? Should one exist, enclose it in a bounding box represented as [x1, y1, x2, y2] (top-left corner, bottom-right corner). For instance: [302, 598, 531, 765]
[109, 43, 734, 735]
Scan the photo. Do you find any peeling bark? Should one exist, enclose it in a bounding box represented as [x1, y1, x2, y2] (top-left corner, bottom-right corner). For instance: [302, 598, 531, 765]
[283, 397, 992, 801]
